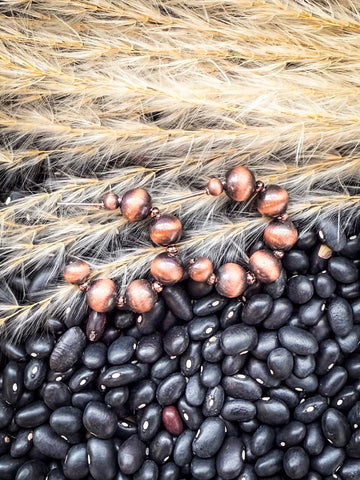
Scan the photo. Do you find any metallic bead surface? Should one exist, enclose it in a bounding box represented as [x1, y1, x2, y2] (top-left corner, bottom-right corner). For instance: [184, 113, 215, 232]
[150, 253, 184, 285]
[125, 279, 158, 313]
[149, 214, 182, 246]
[249, 249, 281, 283]
[63, 260, 91, 285]
[225, 166, 256, 202]
[263, 219, 298, 251]
[188, 257, 213, 282]
[256, 185, 289, 217]
[215, 262, 247, 298]
[86, 278, 117, 313]
[120, 188, 152, 221]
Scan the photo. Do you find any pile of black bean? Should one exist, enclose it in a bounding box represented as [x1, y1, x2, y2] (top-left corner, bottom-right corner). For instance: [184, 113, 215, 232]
[2, 224, 360, 480]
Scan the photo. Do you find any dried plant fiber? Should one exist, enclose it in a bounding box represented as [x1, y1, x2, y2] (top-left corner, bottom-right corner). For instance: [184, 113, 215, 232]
[1, 0, 360, 337]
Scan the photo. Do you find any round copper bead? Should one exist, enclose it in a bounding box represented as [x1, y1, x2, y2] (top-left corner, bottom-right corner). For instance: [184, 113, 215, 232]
[215, 262, 247, 298]
[86, 278, 117, 313]
[120, 188, 152, 221]
[63, 260, 91, 285]
[256, 184, 289, 217]
[103, 192, 120, 210]
[225, 166, 256, 202]
[150, 253, 184, 285]
[149, 214, 182, 247]
[206, 178, 223, 196]
[125, 279, 158, 313]
[248, 249, 281, 283]
[263, 219, 298, 251]
[188, 257, 213, 282]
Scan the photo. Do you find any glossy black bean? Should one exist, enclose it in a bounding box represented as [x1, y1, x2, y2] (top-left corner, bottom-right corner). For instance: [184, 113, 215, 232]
[42, 381, 71, 410]
[177, 397, 204, 430]
[23, 358, 47, 391]
[0, 399, 13, 430]
[185, 372, 206, 407]
[101, 326, 120, 345]
[68, 366, 96, 392]
[117, 434, 146, 474]
[268, 386, 299, 409]
[346, 430, 360, 458]
[193, 292, 228, 317]
[242, 294, 273, 325]
[319, 366, 348, 397]
[149, 430, 173, 464]
[202, 333, 224, 363]
[128, 380, 155, 412]
[239, 418, 258, 434]
[173, 429, 195, 467]
[254, 449, 284, 477]
[114, 310, 135, 330]
[116, 419, 137, 440]
[329, 256, 358, 283]
[25, 333, 54, 359]
[294, 395, 328, 423]
[263, 298, 293, 329]
[200, 362, 221, 388]
[314, 271, 337, 298]
[311, 444, 345, 476]
[135, 299, 164, 335]
[328, 295, 353, 337]
[346, 354, 360, 379]
[10, 429, 33, 458]
[296, 230, 317, 250]
[134, 459, 159, 480]
[87, 437, 117, 480]
[321, 408, 350, 449]
[202, 385, 224, 417]
[163, 326, 189, 357]
[286, 275, 314, 305]
[46, 318, 65, 336]
[49, 406, 82, 437]
[310, 315, 332, 342]
[160, 310, 179, 334]
[317, 218, 346, 251]
[348, 402, 360, 429]
[247, 357, 281, 388]
[47, 365, 75, 383]
[151, 355, 179, 380]
[238, 464, 257, 480]
[338, 279, 360, 299]
[192, 417, 226, 458]
[221, 398, 256, 422]
[267, 348, 293, 380]
[0, 454, 26, 480]
[309, 244, 329, 274]
[62, 443, 88, 480]
[161, 285, 193, 321]
[81, 342, 106, 370]
[158, 462, 179, 480]
[283, 249, 309, 274]
[106, 336, 136, 366]
[186, 278, 213, 299]
[15, 401, 50, 429]
[340, 459, 360, 480]
[286, 373, 318, 393]
[352, 297, 360, 323]
[188, 315, 219, 341]
[220, 299, 243, 329]
[264, 268, 287, 299]
[293, 355, 316, 378]
[299, 297, 326, 327]
[252, 331, 279, 360]
[0, 341, 27, 362]
[221, 352, 247, 376]
[340, 234, 360, 257]
[136, 333, 162, 363]
[72, 390, 103, 410]
[179, 343, 201, 378]
[276, 421, 306, 448]
[222, 373, 262, 401]
[283, 446, 310, 479]
[221, 324, 258, 355]
[303, 422, 325, 457]
[83, 401, 117, 439]
[49, 327, 86, 372]
[251, 425, 275, 457]
[99, 364, 141, 388]
[191, 456, 216, 480]
[3, 360, 23, 405]
[16, 459, 48, 480]
[138, 403, 162, 442]
[256, 397, 290, 426]
[156, 373, 186, 406]
[278, 326, 318, 355]
[0, 432, 11, 456]
[336, 325, 360, 353]
[331, 385, 359, 412]
[32, 424, 69, 459]
[315, 339, 340, 376]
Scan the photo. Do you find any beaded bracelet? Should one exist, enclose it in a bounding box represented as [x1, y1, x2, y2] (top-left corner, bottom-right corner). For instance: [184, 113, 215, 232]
[60, 165, 299, 325]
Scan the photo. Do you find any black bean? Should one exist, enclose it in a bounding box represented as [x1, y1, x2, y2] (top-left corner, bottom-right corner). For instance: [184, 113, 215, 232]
[163, 326, 189, 357]
[0, 341, 27, 362]
[129, 380, 155, 412]
[85, 310, 107, 342]
[138, 403, 162, 442]
[319, 366, 348, 397]
[200, 362, 221, 388]
[159, 310, 178, 333]
[328, 295, 354, 337]
[346, 430, 360, 458]
[3, 360, 23, 405]
[72, 390, 103, 410]
[221, 398, 256, 422]
[185, 372, 206, 406]
[264, 268, 287, 299]
[283, 446, 310, 479]
[352, 297, 360, 323]
[247, 357, 280, 388]
[222, 374, 262, 401]
[0, 399, 13, 429]
[47, 366, 75, 383]
[81, 342, 106, 370]
[192, 417, 226, 458]
[101, 326, 120, 346]
[242, 294, 273, 325]
[15, 401, 50, 428]
[16, 459, 48, 480]
[321, 408, 351, 448]
[263, 297, 293, 330]
[315, 339, 340, 376]
[191, 456, 216, 480]
[276, 421, 306, 449]
[286, 373, 318, 395]
[173, 429, 195, 467]
[42, 382, 71, 410]
[68, 366, 97, 392]
[221, 324, 258, 356]
[310, 315, 332, 342]
[278, 326, 318, 355]
[238, 464, 257, 480]
[149, 430, 173, 464]
[220, 299, 243, 329]
[251, 425, 275, 457]
[283, 249, 309, 275]
[49, 406, 82, 436]
[311, 444, 345, 476]
[158, 462, 179, 480]
[25, 333, 54, 359]
[177, 397, 204, 430]
[329, 256, 359, 284]
[314, 271, 337, 298]
[267, 348, 293, 380]
[331, 385, 359, 412]
[0, 454, 25, 480]
[186, 279, 213, 299]
[239, 418, 258, 434]
[188, 315, 219, 341]
[49, 327, 86, 372]
[107, 336, 136, 366]
[99, 364, 142, 388]
[113, 310, 135, 330]
[286, 275, 314, 304]
[299, 297, 326, 326]
[303, 422, 325, 457]
[87, 438, 117, 480]
[252, 331, 279, 360]
[136, 333, 162, 364]
[117, 434, 146, 474]
[348, 402, 360, 429]
[83, 401, 117, 439]
[179, 341, 201, 377]
[62, 443, 88, 480]
[340, 459, 360, 480]
[254, 449, 284, 477]
[336, 325, 360, 353]
[135, 299, 164, 335]
[23, 358, 47, 391]
[202, 385, 224, 417]
[293, 355, 316, 378]
[338, 280, 360, 299]
[0, 432, 11, 456]
[134, 459, 159, 480]
[193, 292, 228, 316]
[202, 333, 224, 363]
[33, 425, 69, 459]
[256, 397, 290, 426]
[268, 386, 299, 409]
[296, 230, 317, 250]
[10, 429, 33, 458]
[161, 285, 193, 321]
[151, 355, 179, 380]
[317, 218, 346, 251]
[221, 352, 247, 376]
[156, 373, 186, 406]
[294, 395, 328, 423]
[309, 244, 330, 274]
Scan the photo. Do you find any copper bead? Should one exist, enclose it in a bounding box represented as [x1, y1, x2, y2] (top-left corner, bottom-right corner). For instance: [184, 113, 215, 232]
[120, 188, 152, 221]
[63, 260, 91, 285]
[125, 279, 158, 313]
[150, 253, 184, 285]
[248, 249, 281, 283]
[256, 184, 289, 217]
[206, 178, 224, 196]
[263, 219, 298, 251]
[225, 166, 256, 202]
[86, 278, 117, 313]
[149, 214, 182, 246]
[103, 192, 120, 210]
[188, 257, 213, 282]
[215, 262, 247, 298]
